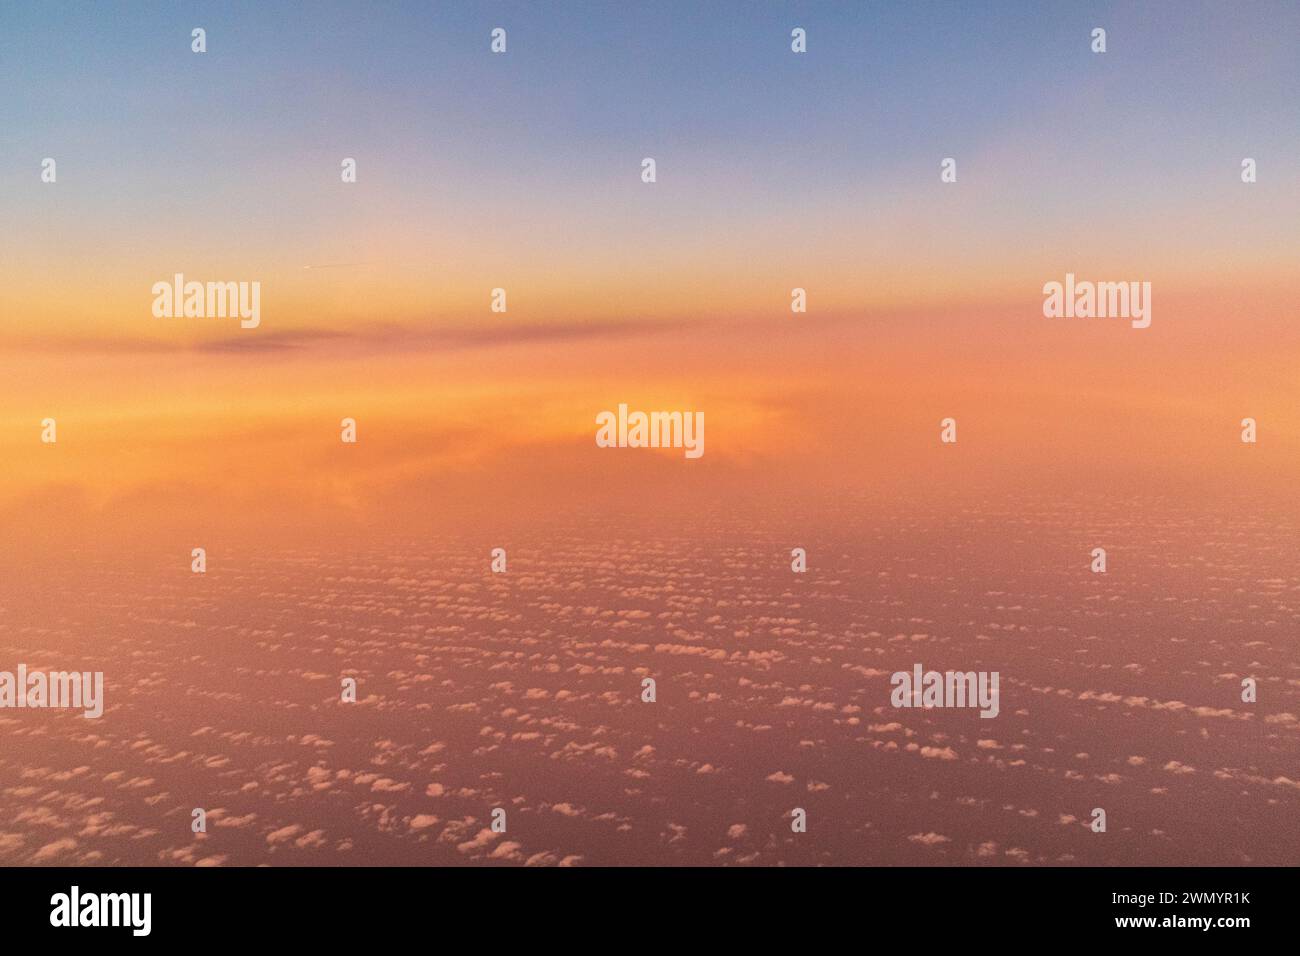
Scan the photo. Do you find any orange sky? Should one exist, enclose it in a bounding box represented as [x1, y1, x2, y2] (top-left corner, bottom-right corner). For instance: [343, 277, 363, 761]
[3, 2, 1297, 557]
[4, 277, 1297, 561]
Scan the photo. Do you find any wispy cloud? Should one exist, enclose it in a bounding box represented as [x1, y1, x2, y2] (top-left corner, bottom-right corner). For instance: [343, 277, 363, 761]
[3, 317, 690, 358]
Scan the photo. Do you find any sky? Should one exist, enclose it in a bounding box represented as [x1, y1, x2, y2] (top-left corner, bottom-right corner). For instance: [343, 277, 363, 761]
[0, 0, 1297, 543]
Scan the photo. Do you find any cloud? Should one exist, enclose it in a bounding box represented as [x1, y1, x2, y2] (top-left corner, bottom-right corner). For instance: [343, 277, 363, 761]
[907, 832, 950, 847]
[5, 317, 689, 359]
[33, 837, 78, 861]
[265, 824, 304, 845]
